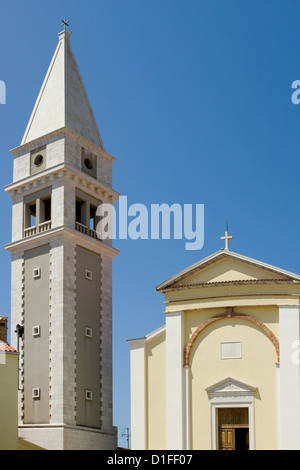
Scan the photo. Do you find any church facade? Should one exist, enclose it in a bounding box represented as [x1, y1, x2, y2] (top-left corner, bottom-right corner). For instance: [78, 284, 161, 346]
[5, 29, 119, 450]
[128, 233, 300, 450]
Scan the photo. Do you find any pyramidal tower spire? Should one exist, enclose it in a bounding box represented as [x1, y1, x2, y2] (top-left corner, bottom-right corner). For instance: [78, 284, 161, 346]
[5, 26, 119, 450]
[22, 27, 105, 149]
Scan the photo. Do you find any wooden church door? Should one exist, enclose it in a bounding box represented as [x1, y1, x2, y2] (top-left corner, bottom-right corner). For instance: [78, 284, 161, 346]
[218, 408, 249, 450]
[219, 427, 235, 450]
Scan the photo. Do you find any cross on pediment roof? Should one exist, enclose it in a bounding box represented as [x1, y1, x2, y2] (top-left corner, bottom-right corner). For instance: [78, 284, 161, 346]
[221, 224, 233, 250]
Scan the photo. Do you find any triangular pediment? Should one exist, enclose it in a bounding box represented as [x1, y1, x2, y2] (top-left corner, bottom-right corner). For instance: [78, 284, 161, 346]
[156, 249, 300, 291]
[22, 31, 105, 149]
[206, 377, 257, 396]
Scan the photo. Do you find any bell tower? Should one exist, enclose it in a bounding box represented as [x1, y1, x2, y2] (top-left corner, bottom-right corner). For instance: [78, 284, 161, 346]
[5, 29, 119, 450]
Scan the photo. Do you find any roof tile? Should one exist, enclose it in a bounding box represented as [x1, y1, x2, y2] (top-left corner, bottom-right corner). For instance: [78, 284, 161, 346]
[0, 341, 18, 353]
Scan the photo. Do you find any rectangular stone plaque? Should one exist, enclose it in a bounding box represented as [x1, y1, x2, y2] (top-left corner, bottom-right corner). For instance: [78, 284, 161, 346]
[220, 342, 242, 359]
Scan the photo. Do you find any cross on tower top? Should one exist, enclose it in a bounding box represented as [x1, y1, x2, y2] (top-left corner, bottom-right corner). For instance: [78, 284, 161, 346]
[221, 224, 234, 250]
[61, 19, 69, 31]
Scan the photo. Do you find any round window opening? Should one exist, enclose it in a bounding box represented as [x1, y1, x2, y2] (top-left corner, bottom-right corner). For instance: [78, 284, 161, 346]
[34, 154, 44, 167]
[84, 158, 93, 170]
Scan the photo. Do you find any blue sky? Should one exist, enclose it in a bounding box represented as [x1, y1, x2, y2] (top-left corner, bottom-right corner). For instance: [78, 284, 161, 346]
[1, 0, 300, 448]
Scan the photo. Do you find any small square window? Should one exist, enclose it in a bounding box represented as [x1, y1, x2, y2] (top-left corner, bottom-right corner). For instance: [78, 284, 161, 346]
[85, 390, 93, 401]
[85, 327, 92, 338]
[33, 268, 41, 279]
[85, 270, 92, 280]
[32, 388, 40, 399]
[33, 326, 40, 337]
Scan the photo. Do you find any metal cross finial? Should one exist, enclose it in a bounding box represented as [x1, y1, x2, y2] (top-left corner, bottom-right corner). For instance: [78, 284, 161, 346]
[61, 19, 69, 31]
[221, 223, 234, 251]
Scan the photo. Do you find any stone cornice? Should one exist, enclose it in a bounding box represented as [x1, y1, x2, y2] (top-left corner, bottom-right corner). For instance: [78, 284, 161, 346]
[159, 278, 300, 293]
[5, 224, 119, 259]
[5, 162, 119, 202]
[18, 423, 116, 435]
[10, 127, 116, 162]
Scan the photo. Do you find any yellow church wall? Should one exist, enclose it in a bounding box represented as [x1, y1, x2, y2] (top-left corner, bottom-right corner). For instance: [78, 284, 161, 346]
[0, 352, 19, 450]
[146, 332, 167, 449]
[189, 318, 278, 450]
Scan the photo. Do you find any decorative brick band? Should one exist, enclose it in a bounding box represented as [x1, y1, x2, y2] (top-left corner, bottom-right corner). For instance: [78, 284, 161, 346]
[184, 308, 280, 366]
